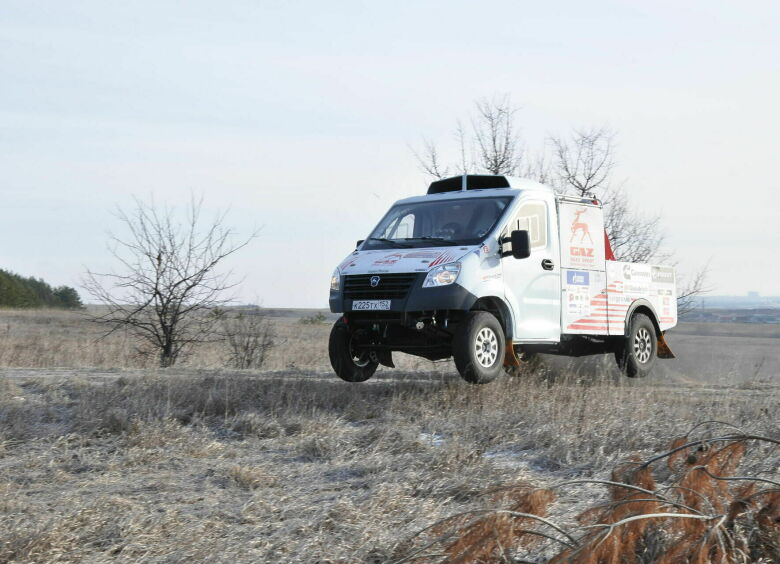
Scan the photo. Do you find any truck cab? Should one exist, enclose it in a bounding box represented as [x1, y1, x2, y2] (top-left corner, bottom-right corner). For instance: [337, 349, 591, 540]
[328, 175, 677, 384]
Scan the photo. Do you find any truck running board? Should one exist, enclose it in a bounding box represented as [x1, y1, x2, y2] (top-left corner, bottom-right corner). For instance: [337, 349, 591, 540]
[657, 333, 676, 359]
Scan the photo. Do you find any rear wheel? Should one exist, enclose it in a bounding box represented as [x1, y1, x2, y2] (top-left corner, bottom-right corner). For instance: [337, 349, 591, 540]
[615, 313, 657, 378]
[328, 319, 378, 382]
[453, 311, 505, 384]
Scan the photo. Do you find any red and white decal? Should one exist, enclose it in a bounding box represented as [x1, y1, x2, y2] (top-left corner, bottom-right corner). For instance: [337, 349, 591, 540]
[428, 252, 455, 268]
[564, 279, 636, 335]
[560, 203, 606, 271]
[372, 253, 404, 266]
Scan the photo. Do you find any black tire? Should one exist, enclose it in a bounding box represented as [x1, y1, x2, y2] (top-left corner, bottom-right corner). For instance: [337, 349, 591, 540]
[615, 313, 657, 378]
[328, 319, 378, 383]
[453, 311, 505, 384]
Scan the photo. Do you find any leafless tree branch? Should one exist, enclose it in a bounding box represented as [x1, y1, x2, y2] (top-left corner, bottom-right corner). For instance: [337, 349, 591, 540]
[677, 263, 712, 317]
[413, 95, 523, 178]
[412, 97, 710, 308]
[83, 196, 258, 367]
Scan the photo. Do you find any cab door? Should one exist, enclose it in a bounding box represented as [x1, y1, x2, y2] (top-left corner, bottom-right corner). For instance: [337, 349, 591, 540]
[501, 198, 561, 341]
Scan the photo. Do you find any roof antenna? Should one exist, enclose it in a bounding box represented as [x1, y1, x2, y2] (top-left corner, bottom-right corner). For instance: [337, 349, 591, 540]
[461, 174, 467, 191]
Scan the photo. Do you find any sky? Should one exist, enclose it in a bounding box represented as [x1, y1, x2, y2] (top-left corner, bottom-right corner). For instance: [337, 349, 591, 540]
[2, 0, 779, 307]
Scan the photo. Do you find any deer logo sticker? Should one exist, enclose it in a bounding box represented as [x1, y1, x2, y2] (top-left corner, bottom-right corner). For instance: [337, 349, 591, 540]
[570, 208, 594, 244]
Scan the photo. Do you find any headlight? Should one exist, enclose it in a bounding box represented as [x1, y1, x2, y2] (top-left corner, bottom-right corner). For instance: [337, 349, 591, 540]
[423, 262, 461, 288]
[330, 269, 340, 292]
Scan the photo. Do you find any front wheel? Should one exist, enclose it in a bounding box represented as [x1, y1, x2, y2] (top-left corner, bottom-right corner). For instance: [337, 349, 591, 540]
[328, 319, 378, 382]
[453, 311, 506, 384]
[615, 313, 657, 378]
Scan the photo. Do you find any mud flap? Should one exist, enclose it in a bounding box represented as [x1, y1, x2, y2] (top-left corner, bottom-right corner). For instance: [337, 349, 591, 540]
[657, 332, 676, 359]
[374, 350, 395, 368]
[503, 343, 521, 368]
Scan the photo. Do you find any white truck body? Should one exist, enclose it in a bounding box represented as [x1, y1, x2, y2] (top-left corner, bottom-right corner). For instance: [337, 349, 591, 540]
[328, 175, 676, 383]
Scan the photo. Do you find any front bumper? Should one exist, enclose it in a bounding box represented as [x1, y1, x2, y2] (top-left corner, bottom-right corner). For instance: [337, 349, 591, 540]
[329, 274, 477, 314]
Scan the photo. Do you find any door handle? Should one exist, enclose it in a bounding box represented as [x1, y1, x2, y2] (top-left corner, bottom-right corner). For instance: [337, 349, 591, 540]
[541, 259, 554, 271]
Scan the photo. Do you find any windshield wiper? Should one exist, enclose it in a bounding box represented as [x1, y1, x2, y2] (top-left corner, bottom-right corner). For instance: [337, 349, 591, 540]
[403, 236, 460, 245]
[368, 237, 413, 248]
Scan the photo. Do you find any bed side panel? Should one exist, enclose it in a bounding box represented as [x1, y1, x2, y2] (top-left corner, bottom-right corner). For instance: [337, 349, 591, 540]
[606, 262, 677, 335]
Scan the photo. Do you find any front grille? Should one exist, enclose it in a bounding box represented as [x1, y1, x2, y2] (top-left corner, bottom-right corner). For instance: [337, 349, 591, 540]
[343, 273, 418, 300]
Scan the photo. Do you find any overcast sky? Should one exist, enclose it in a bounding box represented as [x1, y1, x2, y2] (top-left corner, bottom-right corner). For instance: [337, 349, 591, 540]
[2, 1, 779, 307]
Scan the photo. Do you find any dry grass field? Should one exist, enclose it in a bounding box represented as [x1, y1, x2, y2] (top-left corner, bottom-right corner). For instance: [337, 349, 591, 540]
[1, 309, 778, 562]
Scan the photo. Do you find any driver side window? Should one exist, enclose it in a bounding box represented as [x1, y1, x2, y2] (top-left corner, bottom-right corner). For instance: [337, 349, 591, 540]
[395, 213, 415, 238]
[507, 201, 548, 250]
[380, 212, 415, 239]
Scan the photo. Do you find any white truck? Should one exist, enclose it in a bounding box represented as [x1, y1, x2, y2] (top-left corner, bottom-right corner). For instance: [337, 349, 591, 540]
[328, 175, 676, 384]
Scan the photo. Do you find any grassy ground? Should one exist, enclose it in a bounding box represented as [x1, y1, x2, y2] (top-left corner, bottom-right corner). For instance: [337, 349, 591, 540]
[0, 309, 778, 562]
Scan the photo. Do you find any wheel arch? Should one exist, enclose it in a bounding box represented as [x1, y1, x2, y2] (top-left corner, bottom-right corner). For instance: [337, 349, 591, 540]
[626, 299, 661, 336]
[471, 296, 514, 340]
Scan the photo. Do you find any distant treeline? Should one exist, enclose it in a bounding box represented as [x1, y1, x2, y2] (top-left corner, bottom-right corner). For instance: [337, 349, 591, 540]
[0, 269, 83, 309]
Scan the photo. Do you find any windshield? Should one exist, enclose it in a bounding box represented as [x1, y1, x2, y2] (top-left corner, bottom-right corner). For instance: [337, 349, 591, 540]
[363, 196, 513, 249]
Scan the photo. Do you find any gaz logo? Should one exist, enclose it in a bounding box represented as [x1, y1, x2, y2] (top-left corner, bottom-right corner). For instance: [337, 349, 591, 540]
[570, 247, 595, 257]
[570, 208, 594, 244]
[369, 276, 381, 287]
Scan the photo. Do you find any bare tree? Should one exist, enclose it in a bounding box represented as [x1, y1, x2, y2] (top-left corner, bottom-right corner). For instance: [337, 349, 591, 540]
[548, 128, 666, 264]
[414, 95, 524, 178]
[455, 120, 470, 175]
[549, 127, 615, 196]
[84, 196, 256, 367]
[472, 96, 523, 175]
[413, 97, 709, 308]
[546, 129, 708, 304]
[602, 188, 665, 263]
[412, 138, 449, 179]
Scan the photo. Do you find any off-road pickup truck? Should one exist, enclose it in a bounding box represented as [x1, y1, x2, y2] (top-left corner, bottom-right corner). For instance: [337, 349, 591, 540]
[328, 174, 676, 384]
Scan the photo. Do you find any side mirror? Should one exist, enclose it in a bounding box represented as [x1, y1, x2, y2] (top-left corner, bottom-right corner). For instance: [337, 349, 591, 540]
[356, 239, 364, 249]
[509, 230, 531, 259]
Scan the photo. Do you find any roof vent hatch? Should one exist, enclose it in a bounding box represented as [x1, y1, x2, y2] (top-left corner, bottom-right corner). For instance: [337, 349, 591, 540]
[427, 174, 511, 194]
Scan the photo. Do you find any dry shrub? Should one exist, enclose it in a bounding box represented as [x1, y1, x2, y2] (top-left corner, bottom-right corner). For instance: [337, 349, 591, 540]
[554, 462, 661, 563]
[430, 487, 557, 563]
[753, 491, 780, 559]
[403, 429, 779, 563]
[219, 309, 275, 369]
[674, 441, 746, 513]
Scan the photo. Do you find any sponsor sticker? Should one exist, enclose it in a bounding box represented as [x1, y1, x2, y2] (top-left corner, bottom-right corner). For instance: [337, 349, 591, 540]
[622, 264, 651, 281]
[402, 251, 441, 259]
[567, 286, 591, 315]
[372, 253, 404, 265]
[651, 266, 675, 284]
[567, 270, 590, 286]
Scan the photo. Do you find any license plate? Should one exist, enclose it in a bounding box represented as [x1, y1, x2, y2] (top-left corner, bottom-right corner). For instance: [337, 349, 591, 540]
[352, 300, 391, 311]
